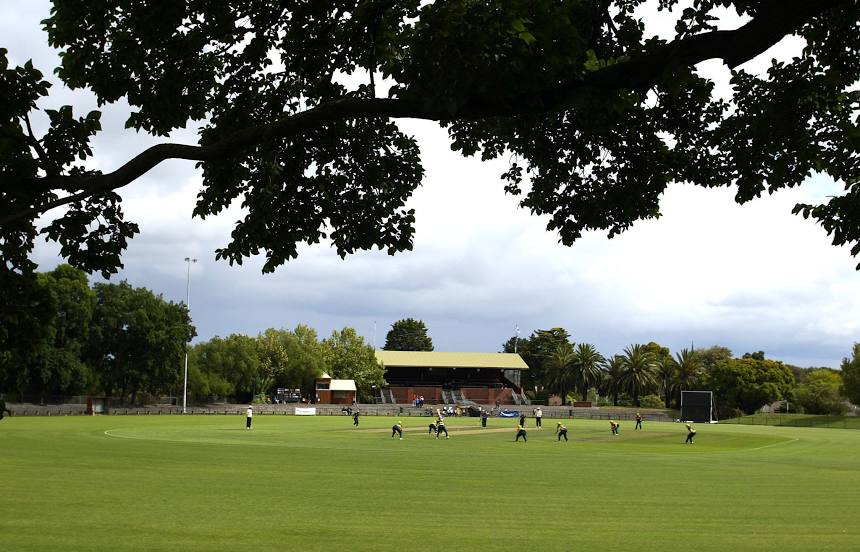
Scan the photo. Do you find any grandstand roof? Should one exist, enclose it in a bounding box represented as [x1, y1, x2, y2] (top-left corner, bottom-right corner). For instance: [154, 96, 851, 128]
[375, 351, 528, 370]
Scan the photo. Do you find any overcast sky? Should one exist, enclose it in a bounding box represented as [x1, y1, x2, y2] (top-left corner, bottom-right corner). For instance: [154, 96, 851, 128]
[7, 1, 859, 368]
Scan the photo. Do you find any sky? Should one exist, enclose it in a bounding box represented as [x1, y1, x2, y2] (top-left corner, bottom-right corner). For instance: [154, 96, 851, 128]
[6, 1, 859, 368]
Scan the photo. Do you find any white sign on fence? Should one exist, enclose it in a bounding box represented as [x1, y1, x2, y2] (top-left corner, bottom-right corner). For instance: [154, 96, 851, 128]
[295, 407, 317, 416]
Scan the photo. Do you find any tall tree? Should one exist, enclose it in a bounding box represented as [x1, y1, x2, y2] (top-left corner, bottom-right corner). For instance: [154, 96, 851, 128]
[643, 342, 674, 409]
[601, 355, 627, 407]
[571, 343, 606, 401]
[674, 348, 702, 408]
[704, 357, 795, 414]
[0, 272, 57, 395]
[518, 328, 572, 390]
[28, 265, 96, 398]
[383, 318, 434, 351]
[619, 344, 659, 407]
[280, 325, 328, 394]
[695, 346, 733, 375]
[323, 327, 386, 401]
[790, 369, 846, 415]
[89, 281, 194, 402]
[543, 342, 577, 406]
[2, 1, 858, 281]
[841, 344, 860, 406]
[189, 334, 261, 400]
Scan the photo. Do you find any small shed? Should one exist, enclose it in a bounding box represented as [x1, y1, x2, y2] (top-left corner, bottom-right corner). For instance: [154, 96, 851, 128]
[315, 373, 357, 405]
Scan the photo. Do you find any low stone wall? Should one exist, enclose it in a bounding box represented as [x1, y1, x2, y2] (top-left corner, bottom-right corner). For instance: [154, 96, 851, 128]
[2, 401, 675, 421]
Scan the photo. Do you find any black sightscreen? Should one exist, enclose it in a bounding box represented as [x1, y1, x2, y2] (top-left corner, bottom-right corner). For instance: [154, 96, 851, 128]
[681, 391, 712, 422]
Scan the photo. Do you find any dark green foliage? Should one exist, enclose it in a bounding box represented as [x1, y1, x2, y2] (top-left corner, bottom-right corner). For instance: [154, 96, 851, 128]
[513, 327, 572, 389]
[542, 342, 576, 405]
[705, 357, 795, 414]
[383, 318, 433, 351]
[618, 344, 660, 407]
[189, 334, 262, 399]
[571, 343, 606, 401]
[1, 1, 857, 278]
[841, 344, 860, 406]
[88, 281, 195, 403]
[694, 346, 733, 374]
[790, 369, 846, 415]
[639, 394, 665, 409]
[0, 265, 194, 402]
[322, 327, 386, 400]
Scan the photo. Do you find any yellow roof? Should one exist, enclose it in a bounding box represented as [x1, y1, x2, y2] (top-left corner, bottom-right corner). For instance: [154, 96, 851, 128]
[375, 351, 528, 370]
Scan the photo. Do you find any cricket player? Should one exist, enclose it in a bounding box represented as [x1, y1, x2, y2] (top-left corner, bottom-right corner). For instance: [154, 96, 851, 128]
[685, 423, 696, 444]
[392, 421, 403, 439]
[352, 410, 361, 428]
[515, 424, 528, 442]
[435, 416, 449, 439]
[0, 399, 10, 420]
[245, 405, 253, 430]
[557, 422, 568, 441]
[635, 412, 642, 430]
[610, 420, 619, 436]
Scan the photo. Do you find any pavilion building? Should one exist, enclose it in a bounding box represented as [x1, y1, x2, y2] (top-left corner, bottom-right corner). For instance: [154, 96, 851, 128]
[373, 351, 529, 405]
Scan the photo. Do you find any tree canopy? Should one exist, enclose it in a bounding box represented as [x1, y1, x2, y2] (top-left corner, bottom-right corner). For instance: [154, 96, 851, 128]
[704, 356, 794, 414]
[383, 318, 434, 351]
[1, 0, 858, 280]
[0, 265, 195, 403]
[841, 343, 860, 406]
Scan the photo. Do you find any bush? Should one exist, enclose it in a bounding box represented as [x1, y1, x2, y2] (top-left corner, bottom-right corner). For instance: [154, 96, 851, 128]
[639, 394, 665, 409]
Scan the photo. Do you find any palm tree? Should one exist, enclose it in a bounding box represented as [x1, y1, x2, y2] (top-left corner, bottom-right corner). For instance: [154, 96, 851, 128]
[601, 355, 626, 406]
[619, 344, 659, 407]
[657, 356, 678, 409]
[572, 343, 606, 401]
[543, 342, 576, 405]
[674, 348, 701, 407]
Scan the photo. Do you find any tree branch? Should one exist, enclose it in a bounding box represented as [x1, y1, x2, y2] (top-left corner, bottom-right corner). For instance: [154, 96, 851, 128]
[24, 113, 59, 177]
[2, 0, 848, 228]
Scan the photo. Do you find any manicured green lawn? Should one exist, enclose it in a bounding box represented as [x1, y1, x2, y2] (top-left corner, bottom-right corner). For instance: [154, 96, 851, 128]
[725, 413, 860, 430]
[1, 414, 858, 551]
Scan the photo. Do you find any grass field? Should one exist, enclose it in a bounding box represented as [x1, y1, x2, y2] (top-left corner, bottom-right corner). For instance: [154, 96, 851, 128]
[725, 413, 860, 429]
[1, 414, 858, 552]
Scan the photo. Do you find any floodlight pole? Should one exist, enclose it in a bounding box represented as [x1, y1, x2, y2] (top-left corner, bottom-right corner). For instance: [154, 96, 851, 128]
[182, 257, 197, 414]
[514, 325, 520, 353]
